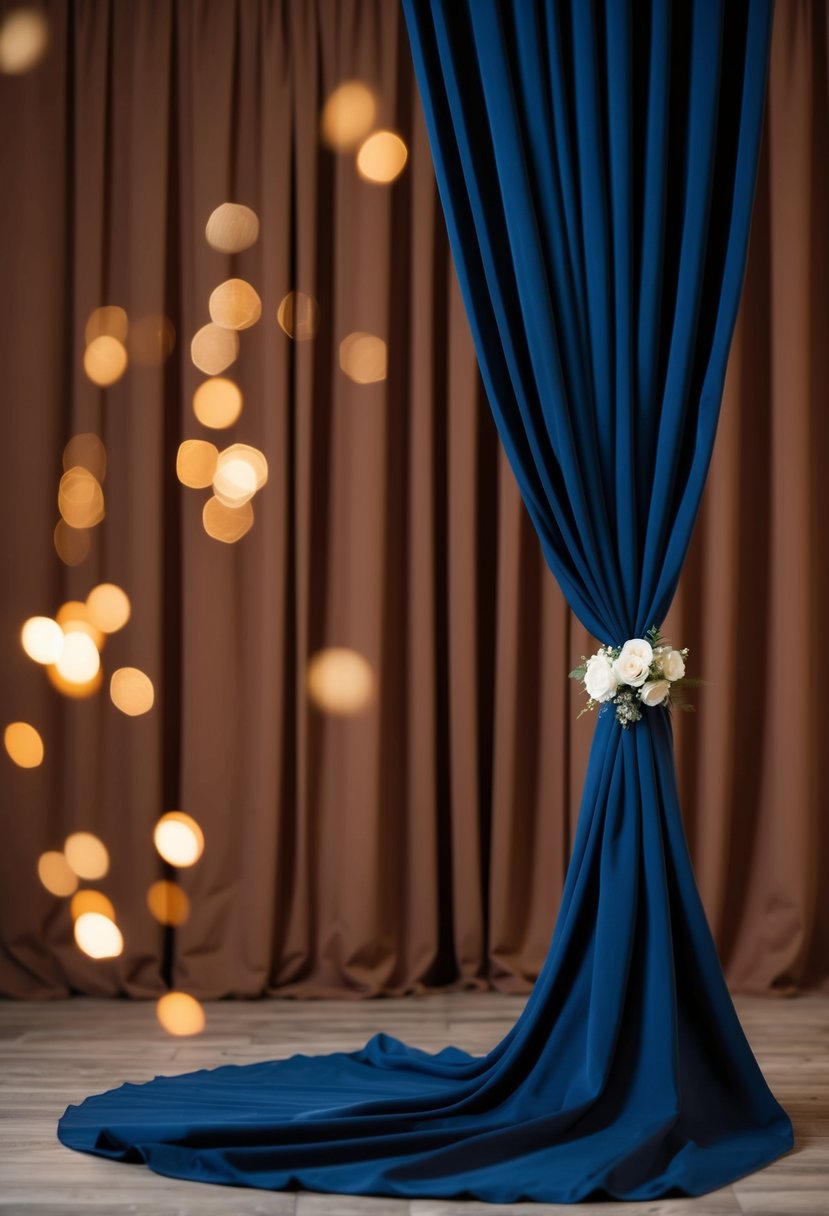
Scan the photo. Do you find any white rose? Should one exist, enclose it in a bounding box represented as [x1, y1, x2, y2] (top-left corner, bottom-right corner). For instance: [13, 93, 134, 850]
[584, 653, 618, 703]
[612, 638, 654, 688]
[660, 649, 685, 681]
[641, 679, 670, 706]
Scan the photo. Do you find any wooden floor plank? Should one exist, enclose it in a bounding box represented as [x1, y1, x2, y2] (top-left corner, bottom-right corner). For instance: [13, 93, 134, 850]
[0, 992, 825, 1215]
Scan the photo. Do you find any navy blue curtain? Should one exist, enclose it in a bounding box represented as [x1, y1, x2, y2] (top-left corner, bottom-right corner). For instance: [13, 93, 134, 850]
[58, 0, 794, 1202]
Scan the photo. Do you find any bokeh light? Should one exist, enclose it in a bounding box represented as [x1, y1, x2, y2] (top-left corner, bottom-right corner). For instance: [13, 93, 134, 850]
[277, 291, 318, 341]
[74, 911, 123, 959]
[54, 519, 91, 566]
[110, 667, 154, 716]
[86, 583, 130, 634]
[0, 7, 49, 74]
[37, 851, 78, 897]
[339, 332, 387, 384]
[213, 456, 257, 507]
[190, 323, 239, 375]
[55, 631, 100, 684]
[128, 315, 176, 366]
[62, 433, 107, 483]
[176, 439, 219, 488]
[193, 377, 243, 429]
[58, 467, 105, 529]
[202, 496, 254, 543]
[21, 616, 64, 664]
[83, 335, 128, 387]
[64, 831, 109, 880]
[146, 881, 190, 927]
[70, 890, 115, 922]
[209, 279, 262, 331]
[213, 443, 267, 508]
[320, 81, 377, 151]
[84, 306, 128, 347]
[153, 812, 204, 867]
[4, 721, 44, 768]
[356, 130, 408, 184]
[307, 647, 375, 715]
[205, 202, 259, 253]
[56, 600, 105, 650]
[46, 662, 102, 698]
[156, 992, 206, 1037]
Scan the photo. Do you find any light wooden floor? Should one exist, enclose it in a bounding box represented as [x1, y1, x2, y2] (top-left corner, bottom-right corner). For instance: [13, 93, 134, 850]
[0, 992, 826, 1215]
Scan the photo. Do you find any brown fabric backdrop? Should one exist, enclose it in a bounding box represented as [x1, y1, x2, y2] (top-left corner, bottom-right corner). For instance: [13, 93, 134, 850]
[0, 0, 826, 1000]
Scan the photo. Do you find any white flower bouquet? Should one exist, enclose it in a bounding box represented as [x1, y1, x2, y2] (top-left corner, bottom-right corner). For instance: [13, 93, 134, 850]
[569, 627, 700, 728]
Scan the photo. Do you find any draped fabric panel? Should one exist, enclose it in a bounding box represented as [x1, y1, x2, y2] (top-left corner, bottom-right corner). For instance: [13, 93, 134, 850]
[396, 0, 794, 1197]
[1, 0, 827, 1005]
[56, 0, 793, 1202]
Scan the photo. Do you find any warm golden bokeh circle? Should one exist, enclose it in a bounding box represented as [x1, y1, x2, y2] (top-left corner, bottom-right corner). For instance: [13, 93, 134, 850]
[56, 600, 106, 650]
[128, 315, 176, 366]
[4, 721, 44, 768]
[153, 812, 205, 867]
[37, 851, 78, 897]
[356, 130, 409, 184]
[21, 616, 64, 664]
[146, 880, 191, 927]
[176, 439, 219, 488]
[110, 667, 155, 716]
[208, 278, 262, 331]
[74, 911, 123, 959]
[156, 992, 206, 1037]
[306, 647, 375, 715]
[64, 831, 110, 881]
[84, 306, 128, 346]
[190, 323, 239, 375]
[54, 518, 92, 566]
[193, 377, 243, 429]
[277, 291, 319, 341]
[205, 203, 260, 253]
[84, 335, 128, 387]
[213, 456, 257, 507]
[58, 467, 105, 529]
[70, 889, 115, 922]
[223, 444, 267, 489]
[212, 443, 267, 508]
[0, 7, 49, 75]
[62, 432, 107, 483]
[86, 583, 131, 633]
[54, 630, 101, 684]
[320, 81, 377, 151]
[339, 332, 387, 384]
[202, 495, 254, 543]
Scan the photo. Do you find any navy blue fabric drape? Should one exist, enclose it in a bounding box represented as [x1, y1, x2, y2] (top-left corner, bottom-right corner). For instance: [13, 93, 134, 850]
[58, 0, 794, 1202]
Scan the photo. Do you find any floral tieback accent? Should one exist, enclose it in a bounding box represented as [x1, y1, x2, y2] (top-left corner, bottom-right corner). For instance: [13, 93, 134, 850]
[569, 627, 700, 728]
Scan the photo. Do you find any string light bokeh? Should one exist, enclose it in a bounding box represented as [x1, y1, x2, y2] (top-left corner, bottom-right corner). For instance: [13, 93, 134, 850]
[0, 6, 49, 75]
[205, 202, 259, 253]
[193, 377, 244, 429]
[4, 721, 44, 768]
[153, 813, 205, 868]
[320, 80, 377, 151]
[4, 67, 412, 1036]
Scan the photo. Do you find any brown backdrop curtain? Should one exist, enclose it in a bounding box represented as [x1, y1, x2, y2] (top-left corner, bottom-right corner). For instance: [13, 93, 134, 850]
[0, 0, 826, 1000]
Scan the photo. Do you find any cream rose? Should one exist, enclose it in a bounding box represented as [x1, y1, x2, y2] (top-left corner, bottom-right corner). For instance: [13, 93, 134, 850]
[641, 679, 670, 706]
[612, 638, 654, 688]
[584, 653, 618, 703]
[660, 649, 685, 681]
